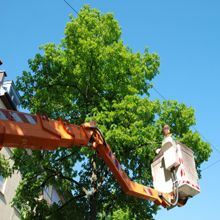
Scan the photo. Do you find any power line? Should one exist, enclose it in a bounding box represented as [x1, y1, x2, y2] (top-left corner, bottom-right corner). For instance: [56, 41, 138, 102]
[63, 0, 79, 16]
[152, 86, 220, 153]
[192, 127, 220, 155]
[62, 1, 220, 172]
[152, 87, 167, 101]
[202, 158, 220, 172]
[62, 0, 220, 166]
[152, 85, 220, 172]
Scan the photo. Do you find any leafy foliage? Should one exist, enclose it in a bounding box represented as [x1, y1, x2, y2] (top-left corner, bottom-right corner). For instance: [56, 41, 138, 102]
[7, 5, 212, 220]
[16, 6, 159, 122]
[0, 153, 12, 178]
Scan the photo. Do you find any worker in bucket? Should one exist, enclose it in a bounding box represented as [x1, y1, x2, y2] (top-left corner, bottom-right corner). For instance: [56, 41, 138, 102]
[162, 124, 172, 137]
[156, 124, 173, 154]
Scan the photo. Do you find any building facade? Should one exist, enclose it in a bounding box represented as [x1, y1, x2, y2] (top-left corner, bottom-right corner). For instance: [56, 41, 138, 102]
[0, 70, 63, 220]
[0, 70, 21, 220]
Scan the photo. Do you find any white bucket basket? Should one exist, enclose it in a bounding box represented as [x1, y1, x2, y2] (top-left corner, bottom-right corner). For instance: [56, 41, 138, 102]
[151, 137, 200, 198]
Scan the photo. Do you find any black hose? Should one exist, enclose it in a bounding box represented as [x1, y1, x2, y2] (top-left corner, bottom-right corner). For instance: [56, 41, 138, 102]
[160, 168, 179, 209]
[90, 126, 107, 147]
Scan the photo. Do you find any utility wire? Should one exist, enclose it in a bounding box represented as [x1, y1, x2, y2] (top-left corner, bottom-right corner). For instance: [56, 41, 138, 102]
[192, 127, 220, 155]
[152, 86, 220, 154]
[63, 0, 79, 16]
[152, 87, 167, 101]
[152, 86, 220, 171]
[202, 158, 220, 172]
[63, 1, 220, 172]
[197, 131, 220, 171]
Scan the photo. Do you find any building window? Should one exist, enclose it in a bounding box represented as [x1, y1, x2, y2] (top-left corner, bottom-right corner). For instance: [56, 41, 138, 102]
[43, 186, 60, 205]
[0, 175, 6, 194]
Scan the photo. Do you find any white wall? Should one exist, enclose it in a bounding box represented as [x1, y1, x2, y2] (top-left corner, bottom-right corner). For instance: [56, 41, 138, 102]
[0, 99, 21, 220]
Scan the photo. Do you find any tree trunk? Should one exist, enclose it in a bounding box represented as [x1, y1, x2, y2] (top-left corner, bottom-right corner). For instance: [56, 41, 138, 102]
[89, 155, 98, 220]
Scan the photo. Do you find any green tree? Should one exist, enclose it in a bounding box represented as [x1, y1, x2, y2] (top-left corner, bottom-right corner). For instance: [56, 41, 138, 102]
[10, 5, 211, 220]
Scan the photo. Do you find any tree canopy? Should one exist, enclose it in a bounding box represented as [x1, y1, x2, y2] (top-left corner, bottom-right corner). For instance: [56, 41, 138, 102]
[2, 5, 212, 220]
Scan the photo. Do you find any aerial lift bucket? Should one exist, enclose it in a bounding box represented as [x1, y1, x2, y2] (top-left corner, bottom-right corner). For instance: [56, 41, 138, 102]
[151, 136, 200, 207]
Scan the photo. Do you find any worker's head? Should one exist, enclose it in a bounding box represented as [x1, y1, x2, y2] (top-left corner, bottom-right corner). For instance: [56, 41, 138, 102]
[162, 124, 170, 137]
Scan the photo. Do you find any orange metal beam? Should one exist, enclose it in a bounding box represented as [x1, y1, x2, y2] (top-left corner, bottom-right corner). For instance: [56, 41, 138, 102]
[0, 108, 171, 208]
[0, 109, 93, 150]
[95, 143, 169, 206]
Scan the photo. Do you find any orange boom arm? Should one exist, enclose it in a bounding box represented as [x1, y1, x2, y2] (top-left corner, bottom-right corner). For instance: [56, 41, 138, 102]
[0, 108, 172, 208]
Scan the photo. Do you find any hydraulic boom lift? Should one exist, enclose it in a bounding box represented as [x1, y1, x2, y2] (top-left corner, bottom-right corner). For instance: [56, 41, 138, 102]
[0, 108, 200, 209]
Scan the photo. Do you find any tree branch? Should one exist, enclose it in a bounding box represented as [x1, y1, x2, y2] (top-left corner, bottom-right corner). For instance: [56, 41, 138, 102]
[44, 166, 89, 195]
[49, 193, 85, 217]
[55, 151, 76, 162]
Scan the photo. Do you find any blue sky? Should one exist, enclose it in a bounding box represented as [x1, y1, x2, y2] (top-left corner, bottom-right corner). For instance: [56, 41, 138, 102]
[1, 0, 220, 219]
